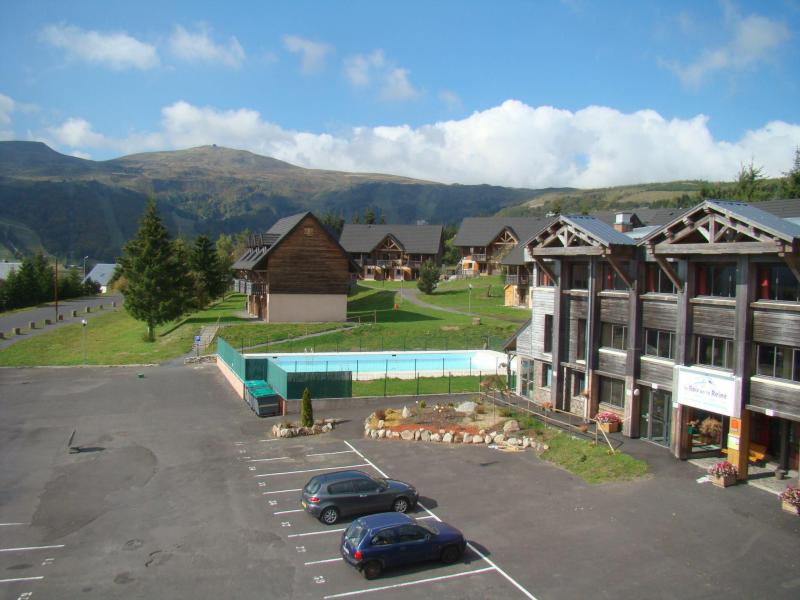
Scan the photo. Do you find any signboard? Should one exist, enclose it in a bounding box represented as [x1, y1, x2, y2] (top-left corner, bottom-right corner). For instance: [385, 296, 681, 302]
[194, 335, 201, 345]
[675, 366, 739, 418]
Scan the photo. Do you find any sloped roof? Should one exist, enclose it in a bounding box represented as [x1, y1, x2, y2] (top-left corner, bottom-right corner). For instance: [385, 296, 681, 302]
[592, 207, 686, 227]
[83, 263, 118, 286]
[561, 215, 637, 246]
[453, 217, 555, 247]
[339, 224, 443, 254]
[746, 198, 800, 219]
[501, 244, 526, 266]
[233, 212, 312, 270]
[0, 261, 21, 281]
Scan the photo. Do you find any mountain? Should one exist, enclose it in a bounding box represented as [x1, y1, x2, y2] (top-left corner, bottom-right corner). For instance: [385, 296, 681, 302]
[0, 142, 557, 261]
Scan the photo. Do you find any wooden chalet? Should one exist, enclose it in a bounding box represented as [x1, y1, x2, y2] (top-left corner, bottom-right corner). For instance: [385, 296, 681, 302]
[232, 212, 356, 322]
[338, 224, 443, 281]
[507, 198, 800, 482]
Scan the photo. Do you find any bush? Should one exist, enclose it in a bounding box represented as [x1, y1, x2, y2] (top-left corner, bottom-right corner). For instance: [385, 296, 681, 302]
[300, 388, 313, 427]
[419, 400, 426, 409]
[476, 404, 486, 415]
[375, 408, 387, 421]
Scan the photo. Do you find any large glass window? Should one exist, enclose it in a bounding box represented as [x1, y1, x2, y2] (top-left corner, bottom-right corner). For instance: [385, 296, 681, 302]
[601, 323, 628, 350]
[599, 376, 625, 408]
[695, 263, 736, 298]
[543, 315, 553, 353]
[645, 263, 677, 294]
[757, 264, 800, 302]
[695, 335, 734, 370]
[569, 263, 589, 289]
[520, 359, 534, 397]
[541, 363, 553, 388]
[644, 329, 676, 359]
[754, 344, 800, 381]
[602, 263, 628, 291]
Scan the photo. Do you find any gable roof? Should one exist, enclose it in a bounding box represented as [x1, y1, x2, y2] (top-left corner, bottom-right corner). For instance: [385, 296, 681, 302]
[748, 198, 800, 219]
[339, 224, 443, 254]
[453, 217, 556, 248]
[83, 263, 118, 286]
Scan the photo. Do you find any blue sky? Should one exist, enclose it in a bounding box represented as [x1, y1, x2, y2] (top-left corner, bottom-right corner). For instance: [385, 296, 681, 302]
[1, 0, 799, 188]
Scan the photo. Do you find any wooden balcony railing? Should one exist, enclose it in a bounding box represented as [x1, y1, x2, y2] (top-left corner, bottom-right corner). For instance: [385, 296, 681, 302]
[505, 274, 530, 286]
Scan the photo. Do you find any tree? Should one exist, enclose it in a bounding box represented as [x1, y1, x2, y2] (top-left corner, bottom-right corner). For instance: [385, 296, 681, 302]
[215, 233, 235, 298]
[736, 160, 765, 201]
[363, 207, 376, 224]
[118, 199, 193, 341]
[783, 147, 800, 199]
[319, 212, 345, 236]
[300, 387, 314, 427]
[417, 259, 440, 294]
[190, 234, 226, 308]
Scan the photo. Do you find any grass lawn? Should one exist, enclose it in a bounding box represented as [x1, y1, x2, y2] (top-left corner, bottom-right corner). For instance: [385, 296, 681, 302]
[353, 375, 484, 397]
[421, 275, 530, 322]
[500, 408, 649, 484]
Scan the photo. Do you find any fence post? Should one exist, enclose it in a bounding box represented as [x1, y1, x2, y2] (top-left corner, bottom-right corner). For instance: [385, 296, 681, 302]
[442, 357, 445, 377]
[384, 360, 388, 397]
[448, 372, 451, 394]
[381, 336, 384, 351]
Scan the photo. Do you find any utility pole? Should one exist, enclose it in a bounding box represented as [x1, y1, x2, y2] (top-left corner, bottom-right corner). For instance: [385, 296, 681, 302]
[81, 319, 87, 364]
[54, 258, 59, 322]
[468, 283, 472, 315]
[83, 256, 89, 282]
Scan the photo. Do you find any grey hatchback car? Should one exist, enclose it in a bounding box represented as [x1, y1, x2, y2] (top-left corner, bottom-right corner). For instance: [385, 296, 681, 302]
[301, 470, 419, 525]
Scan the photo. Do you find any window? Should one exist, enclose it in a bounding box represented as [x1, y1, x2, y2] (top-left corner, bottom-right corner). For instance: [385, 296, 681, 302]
[569, 263, 589, 289]
[303, 225, 314, 237]
[576, 318, 587, 359]
[541, 363, 553, 388]
[645, 263, 677, 294]
[543, 315, 553, 353]
[602, 263, 628, 291]
[644, 329, 676, 360]
[328, 481, 354, 494]
[396, 525, 426, 542]
[757, 264, 800, 302]
[520, 359, 534, 397]
[601, 323, 628, 350]
[695, 335, 734, 370]
[695, 263, 736, 298]
[599, 376, 625, 408]
[371, 530, 396, 546]
[754, 344, 800, 381]
[537, 266, 554, 287]
[352, 479, 379, 493]
[572, 372, 586, 396]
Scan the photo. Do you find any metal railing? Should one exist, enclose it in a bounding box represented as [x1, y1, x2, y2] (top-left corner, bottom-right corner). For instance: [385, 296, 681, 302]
[471, 253, 487, 262]
[231, 279, 267, 295]
[505, 274, 530, 286]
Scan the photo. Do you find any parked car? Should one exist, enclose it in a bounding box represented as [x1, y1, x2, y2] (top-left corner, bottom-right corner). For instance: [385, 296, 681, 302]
[340, 512, 466, 579]
[301, 470, 418, 525]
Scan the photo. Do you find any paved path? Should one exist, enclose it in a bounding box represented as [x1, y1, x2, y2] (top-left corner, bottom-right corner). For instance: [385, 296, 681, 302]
[0, 294, 122, 351]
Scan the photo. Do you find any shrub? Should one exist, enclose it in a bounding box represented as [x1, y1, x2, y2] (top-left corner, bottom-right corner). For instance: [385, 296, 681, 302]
[476, 404, 486, 415]
[419, 400, 426, 409]
[375, 408, 387, 421]
[300, 388, 313, 428]
[500, 407, 514, 418]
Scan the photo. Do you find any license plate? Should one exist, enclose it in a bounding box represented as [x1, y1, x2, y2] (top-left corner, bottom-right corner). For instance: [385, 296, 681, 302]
[301, 500, 307, 508]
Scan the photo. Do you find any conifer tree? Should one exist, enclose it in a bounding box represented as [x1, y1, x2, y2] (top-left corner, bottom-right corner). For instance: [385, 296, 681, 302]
[190, 234, 226, 308]
[118, 199, 193, 341]
[417, 259, 440, 294]
[300, 387, 314, 427]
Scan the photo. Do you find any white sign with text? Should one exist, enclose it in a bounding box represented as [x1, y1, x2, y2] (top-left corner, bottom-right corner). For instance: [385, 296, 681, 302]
[675, 366, 739, 417]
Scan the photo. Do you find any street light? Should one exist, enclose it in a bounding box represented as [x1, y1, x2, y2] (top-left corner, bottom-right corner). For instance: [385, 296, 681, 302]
[468, 284, 473, 315]
[81, 319, 87, 364]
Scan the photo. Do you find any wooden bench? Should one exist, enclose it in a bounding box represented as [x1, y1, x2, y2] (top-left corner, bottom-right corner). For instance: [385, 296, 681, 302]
[722, 442, 767, 463]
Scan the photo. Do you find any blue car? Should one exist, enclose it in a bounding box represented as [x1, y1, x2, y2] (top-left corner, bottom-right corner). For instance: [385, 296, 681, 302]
[340, 512, 466, 580]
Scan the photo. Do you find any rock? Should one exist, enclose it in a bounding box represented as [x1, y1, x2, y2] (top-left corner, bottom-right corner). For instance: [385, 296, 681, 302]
[378, 419, 385, 429]
[484, 435, 493, 444]
[455, 401, 477, 414]
[370, 429, 378, 439]
[503, 420, 520, 434]
[472, 435, 483, 444]
[431, 433, 442, 442]
[414, 430, 421, 441]
[402, 406, 411, 418]
[443, 433, 453, 443]
[462, 434, 471, 444]
[508, 437, 519, 445]
[324, 418, 337, 425]
[378, 429, 386, 439]
[401, 430, 414, 441]
[421, 430, 431, 442]
[493, 434, 505, 444]
[454, 434, 462, 443]
[479, 429, 486, 436]
[522, 438, 531, 449]
[322, 423, 332, 432]
[439, 429, 446, 435]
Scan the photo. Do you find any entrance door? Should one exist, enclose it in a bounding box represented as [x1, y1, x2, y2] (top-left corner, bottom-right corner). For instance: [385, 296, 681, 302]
[639, 388, 672, 446]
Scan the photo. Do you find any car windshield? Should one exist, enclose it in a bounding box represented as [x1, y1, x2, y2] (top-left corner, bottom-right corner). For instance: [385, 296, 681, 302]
[304, 480, 321, 494]
[344, 520, 367, 544]
[417, 520, 438, 535]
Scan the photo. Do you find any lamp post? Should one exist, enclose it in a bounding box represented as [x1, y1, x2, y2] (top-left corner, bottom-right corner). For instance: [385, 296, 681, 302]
[468, 284, 473, 315]
[81, 319, 87, 364]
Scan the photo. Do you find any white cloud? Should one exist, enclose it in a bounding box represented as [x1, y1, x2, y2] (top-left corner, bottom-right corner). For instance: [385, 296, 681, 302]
[666, 9, 790, 86]
[169, 24, 245, 68]
[283, 35, 332, 73]
[40, 23, 159, 70]
[439, 90, 462, 111]
[343, 50, 419, 101]
[43, 99, 800, 189]
[0, 93, 15, 125]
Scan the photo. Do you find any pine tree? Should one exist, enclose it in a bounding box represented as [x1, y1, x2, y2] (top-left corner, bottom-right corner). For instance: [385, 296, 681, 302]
[118, 199, 193, 341]
[190, 234, 225, 308]
[215, 233, 235, 299]
[300, 387, 314, 427]
[417, 259, 440, 294]
[363, 207, 376, 224]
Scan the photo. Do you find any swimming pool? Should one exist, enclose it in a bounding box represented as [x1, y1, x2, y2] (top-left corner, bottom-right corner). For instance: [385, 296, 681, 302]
[246, 350, 507, 381]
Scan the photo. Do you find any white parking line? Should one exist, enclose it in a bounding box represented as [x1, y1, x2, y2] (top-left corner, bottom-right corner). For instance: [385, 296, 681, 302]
[274, 509, 303, 515]
[306, 450, 356, 457]
[304, 557, 343, 566]
[343, 440, 538, 600]
[259, 439, 281, 443]
[322, 567, 495, 599]
[254, 464, 370, 478]
[262, 488, 302, 495]
[247, 456, 290, 462]
[0, 523, 26, 527]
[0, 544, 65, 553]
[0, 576, 44, 584]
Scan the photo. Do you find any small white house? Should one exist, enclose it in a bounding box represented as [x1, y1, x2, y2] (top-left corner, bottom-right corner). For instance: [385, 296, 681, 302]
[83, 263, 118, 293]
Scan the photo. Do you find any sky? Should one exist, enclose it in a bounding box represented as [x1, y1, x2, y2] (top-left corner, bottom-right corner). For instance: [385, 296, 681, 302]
[1, 0, 799, 189]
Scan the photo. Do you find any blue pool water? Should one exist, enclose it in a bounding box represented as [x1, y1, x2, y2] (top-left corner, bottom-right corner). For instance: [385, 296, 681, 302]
[261, 350, 503, 375]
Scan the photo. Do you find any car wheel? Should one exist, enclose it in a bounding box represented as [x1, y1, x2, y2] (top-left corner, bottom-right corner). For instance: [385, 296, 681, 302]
[362, 561, 382, 580]
[319, 506, 339, 525]
[441, 545, 463, 564]
[392, 497, 409, 513]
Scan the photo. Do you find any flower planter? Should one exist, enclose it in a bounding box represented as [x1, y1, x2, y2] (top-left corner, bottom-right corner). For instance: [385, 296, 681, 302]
[781, 500, 800, 515]
[599, 422, 620, 434]
[711, 474, 737, 488]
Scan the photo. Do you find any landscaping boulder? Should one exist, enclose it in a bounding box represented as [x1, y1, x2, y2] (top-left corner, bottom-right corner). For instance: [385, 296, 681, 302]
[431, 433, 442, 442]
[484, 435, 493, 444]
[472, 435, 483, 444]
[370, 430, 378, 439]
[455, 401, 477, 414]
[522, 438, 531, 449]
[402, 406, 411, 418]
[421, 430, 431, 442]
[503, 420, 520, 434]
[494, 434, 505, 444]
[462, 434, 471, 444]
[401, 430, 414, 441]
[378, 429, 386, 439]
[377, 419, 385, 429]
[508, 437, 519, 446]
[443, 433, 453, 443]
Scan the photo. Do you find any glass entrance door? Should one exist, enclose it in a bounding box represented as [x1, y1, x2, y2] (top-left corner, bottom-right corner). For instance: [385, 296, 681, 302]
[639, 388, 672, 446]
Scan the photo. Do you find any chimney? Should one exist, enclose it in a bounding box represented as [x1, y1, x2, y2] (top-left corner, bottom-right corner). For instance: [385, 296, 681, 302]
[614, 212, 633, 233]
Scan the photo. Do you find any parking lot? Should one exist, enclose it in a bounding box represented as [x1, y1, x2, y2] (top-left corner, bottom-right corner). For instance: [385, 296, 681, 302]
[1, 363, 799, 599]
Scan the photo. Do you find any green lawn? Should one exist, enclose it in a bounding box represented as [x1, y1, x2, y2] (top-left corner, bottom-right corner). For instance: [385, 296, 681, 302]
[353, 375, 484, 397]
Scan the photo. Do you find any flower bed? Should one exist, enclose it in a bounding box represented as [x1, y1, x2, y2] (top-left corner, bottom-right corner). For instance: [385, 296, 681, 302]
[595, 411, 622, 433]
[271, 419, 338, 438]
[780, 486, 800, 515]
[707, 461, 738, 488]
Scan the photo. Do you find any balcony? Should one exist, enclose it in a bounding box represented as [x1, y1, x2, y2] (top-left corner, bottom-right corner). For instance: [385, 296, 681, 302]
[232, 278, 267, 295]
[471, 253, 487, 262]
[505, 274, 530, 286]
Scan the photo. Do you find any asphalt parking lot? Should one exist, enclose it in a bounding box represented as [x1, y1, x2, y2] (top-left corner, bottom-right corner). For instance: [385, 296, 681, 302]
[1, 363, 799, 599]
